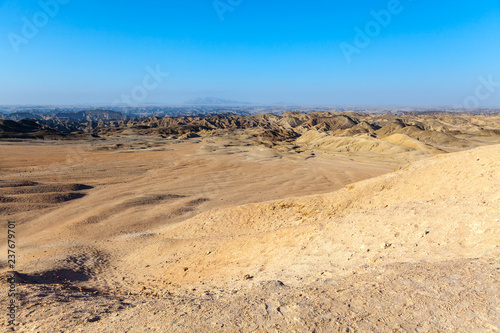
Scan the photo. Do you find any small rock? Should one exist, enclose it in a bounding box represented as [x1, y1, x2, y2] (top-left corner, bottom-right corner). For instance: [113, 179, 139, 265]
[87, 316, 100, 323]
[421, 231, 430, 238]
[243, 274, 253, 281]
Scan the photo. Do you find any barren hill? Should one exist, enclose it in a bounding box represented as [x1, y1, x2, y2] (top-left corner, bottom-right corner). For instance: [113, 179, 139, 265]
[2, 112, 500, 155]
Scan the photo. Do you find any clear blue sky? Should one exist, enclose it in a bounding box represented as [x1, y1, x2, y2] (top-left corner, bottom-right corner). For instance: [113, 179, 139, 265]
[1, 0, 500, 106]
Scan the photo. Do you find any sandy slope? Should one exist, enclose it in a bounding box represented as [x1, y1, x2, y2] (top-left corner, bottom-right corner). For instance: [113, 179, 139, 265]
[0, 137, 397, 285]
[122, 144, 499, 287]
[0, 134, 499, 332]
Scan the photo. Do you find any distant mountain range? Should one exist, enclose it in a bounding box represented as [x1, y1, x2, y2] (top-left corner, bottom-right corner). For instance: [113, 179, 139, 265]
[183, 97, 252, 105]
[1, 109, 500, 159]
[1, 110, 126, 122]
[1, 111, 47, 121]
[53, 110, 127, 121]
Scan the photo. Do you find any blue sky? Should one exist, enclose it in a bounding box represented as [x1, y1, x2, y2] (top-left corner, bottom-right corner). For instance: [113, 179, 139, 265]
[1, 0, 500, 106]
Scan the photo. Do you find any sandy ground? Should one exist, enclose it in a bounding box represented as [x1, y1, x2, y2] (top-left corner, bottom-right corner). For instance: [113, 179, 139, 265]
[0, 132, 499, 332]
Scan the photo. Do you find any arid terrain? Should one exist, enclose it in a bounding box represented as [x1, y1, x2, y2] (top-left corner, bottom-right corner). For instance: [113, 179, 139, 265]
[0, 111, 499, 332]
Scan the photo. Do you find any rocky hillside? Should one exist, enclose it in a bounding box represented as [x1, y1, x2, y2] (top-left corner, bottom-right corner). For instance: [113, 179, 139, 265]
[2, 112, 500, 156]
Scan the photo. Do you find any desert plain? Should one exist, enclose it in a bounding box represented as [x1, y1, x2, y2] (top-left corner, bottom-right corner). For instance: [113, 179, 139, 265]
[0, 111, 499, 332]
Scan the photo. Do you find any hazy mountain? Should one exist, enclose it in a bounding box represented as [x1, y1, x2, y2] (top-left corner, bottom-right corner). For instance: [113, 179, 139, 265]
[54, 110, 127, 121]
[183, 97, 252, 105]
[2, 111, 48, 120]
[1, 110, 127, 122]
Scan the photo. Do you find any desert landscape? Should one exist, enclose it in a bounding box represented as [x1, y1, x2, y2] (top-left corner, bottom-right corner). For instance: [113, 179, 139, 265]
[0, 111, 499, 332]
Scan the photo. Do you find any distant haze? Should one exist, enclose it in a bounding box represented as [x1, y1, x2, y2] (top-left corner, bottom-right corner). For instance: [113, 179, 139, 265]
[183, 97, 252, 105]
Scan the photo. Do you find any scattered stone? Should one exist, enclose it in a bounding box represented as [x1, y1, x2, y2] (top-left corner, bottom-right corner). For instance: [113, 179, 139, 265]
[87, 316, 100, 323]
